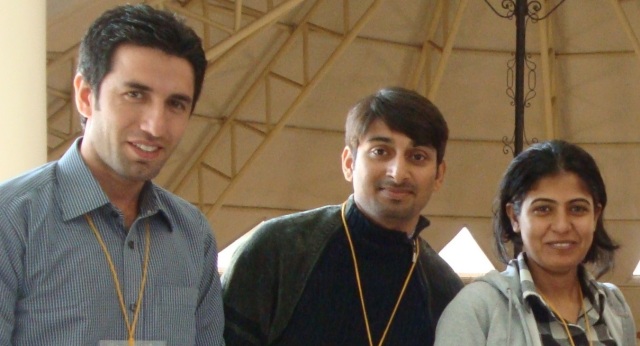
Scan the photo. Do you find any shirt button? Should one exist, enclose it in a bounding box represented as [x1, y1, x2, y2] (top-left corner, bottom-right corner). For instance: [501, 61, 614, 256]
[129, 303, 136, 312]
[128, 241, 135, 249]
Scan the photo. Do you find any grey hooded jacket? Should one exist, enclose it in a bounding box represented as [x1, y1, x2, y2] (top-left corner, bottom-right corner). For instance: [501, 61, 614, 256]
[434, 262, 636, 346]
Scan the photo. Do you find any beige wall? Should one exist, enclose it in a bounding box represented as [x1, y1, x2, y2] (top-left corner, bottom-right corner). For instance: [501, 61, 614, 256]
[0, 1, 46, 181]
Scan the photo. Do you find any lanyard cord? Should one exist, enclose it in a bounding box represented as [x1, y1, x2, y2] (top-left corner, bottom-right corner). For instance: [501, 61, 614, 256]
[85, 214, 151, 345]
[340, 202, 419, 346]
[538, 288, 592, 346]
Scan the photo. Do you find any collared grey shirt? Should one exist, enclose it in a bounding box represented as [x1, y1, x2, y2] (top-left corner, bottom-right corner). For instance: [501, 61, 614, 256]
[0, 138, 225, 345]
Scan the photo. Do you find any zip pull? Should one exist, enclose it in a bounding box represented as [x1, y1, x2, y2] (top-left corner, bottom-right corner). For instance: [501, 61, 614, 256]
[412, 239, 418, 263]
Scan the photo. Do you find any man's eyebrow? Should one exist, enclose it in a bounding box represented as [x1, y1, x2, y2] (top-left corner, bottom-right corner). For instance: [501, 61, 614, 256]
[124, 81, 152, 91]
[365, 136, 392, 143]
[124, 81, 193, 104]
[366, 135, 428, 149]
[170, 93, 193, 104]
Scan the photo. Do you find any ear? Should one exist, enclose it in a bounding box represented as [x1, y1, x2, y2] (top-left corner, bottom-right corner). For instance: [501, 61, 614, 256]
[594, 203, 603, 225]
[433, 160, 446, 192]
[341, 146, 354, 182]
[74, 73, 94, 122]
[505, 203, 520, 233]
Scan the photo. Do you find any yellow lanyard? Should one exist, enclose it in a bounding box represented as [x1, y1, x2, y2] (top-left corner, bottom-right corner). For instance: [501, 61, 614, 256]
[85, 214, 151, 346]
[538, 288, 592, 346]
[340, 202, 419, 346]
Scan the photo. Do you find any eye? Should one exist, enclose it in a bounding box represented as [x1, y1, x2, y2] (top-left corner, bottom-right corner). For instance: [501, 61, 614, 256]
[532, 205, 551, 215]
[370, 147, 387, 156]
[569, 204, 590, 215]
[125, 90, 143, 99]
[168, 98, 188, 112]
[410, 152, 428, 162]
[125, 91, 142, 99]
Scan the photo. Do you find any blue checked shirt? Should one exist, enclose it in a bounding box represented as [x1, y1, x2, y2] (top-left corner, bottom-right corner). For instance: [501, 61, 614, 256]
[0, 139, 225, 345]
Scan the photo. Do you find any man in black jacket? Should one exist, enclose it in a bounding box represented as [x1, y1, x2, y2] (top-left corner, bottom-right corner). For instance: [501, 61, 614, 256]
[222, 86, 464, 346]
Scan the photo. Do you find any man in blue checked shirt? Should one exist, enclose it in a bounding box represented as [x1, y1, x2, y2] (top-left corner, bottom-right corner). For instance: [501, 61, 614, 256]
[0, 4, 224, 345]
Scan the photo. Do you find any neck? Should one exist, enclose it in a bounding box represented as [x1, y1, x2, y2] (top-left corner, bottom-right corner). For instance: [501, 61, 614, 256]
[531, 263, 580, 296]
[80, 147, 144, 229]
[352, 202, 418, 236]
[531, 264, 583, 323]
[103, 181, 143, 229]
[366, 215, 417, 236]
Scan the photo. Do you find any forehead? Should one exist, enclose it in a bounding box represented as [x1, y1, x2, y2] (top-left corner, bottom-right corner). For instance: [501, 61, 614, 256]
[360, 119, 410, 143]
[526, 172, 592, 200]
[106, 44, 194, 95]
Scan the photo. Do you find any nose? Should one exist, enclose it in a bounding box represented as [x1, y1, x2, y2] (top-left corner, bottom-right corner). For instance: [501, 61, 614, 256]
[140, 102, 166, 137]
[552, 211, 572, 233]
[387, 156, 409, 183]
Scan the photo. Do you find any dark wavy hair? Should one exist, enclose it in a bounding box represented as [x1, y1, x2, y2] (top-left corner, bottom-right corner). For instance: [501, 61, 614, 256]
[493, 140, 619, 277]
[77, 4, 206, 124]
[344, 87, 449, 165]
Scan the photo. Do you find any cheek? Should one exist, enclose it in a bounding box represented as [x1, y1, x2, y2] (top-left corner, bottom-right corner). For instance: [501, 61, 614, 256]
[168, 117, 190, 138]
[516, 219, 538, 238]
[580, 220, 597, 238]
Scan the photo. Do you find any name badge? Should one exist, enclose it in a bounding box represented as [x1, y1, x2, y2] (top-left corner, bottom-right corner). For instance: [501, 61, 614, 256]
[99, 341, 166, 346]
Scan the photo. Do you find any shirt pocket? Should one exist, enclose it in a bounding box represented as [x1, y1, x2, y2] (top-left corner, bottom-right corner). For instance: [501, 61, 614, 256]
[154, 286, 198, 342]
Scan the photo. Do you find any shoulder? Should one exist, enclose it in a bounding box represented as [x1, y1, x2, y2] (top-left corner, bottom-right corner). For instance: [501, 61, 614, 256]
[439, 272, 514, 326]
[436, 274, 523, 346]
[227, 204, 342, 269]
[416, 239, 464, 290]
[153, 185, 202, 215]
[153, 185, 208, 223]
[0, 163, 59, 227]
[261, 204, 341, 230]
[151, 185, 213, 239]
[594, 281, 637, 343]
[596, 282, 633, 313]
[461, 277, 508, 302]
[249, 204, 342, 246]
[597, 281, 624, 298]
[221, 204, 342, 289]
[0, 162, 57, 206]
[444, 270, 516, 313]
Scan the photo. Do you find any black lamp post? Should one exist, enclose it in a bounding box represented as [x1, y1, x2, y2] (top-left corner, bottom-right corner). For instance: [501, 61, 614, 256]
[484, 0, 565, 156]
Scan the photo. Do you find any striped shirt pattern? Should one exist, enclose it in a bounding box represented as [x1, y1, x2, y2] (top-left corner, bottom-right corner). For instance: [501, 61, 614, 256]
[517, 253, 616, 346]
[0, 139, 225, 345]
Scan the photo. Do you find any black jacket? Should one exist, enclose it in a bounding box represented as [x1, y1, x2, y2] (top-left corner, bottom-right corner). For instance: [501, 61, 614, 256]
[222, 197, 464, 345]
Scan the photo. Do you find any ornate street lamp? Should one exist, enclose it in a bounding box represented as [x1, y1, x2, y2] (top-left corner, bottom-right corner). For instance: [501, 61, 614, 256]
[484, 0, 566, 156]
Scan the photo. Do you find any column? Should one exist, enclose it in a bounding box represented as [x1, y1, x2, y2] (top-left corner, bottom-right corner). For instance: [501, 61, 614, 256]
[0, 1, 46, 181]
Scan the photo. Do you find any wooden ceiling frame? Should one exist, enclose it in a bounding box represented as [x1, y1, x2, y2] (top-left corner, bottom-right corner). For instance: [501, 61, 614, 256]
[406, 0, 469, 103]
[46, 43, 81, 161]
[406, 0, 444, 94]
[426, 0, 468, 101]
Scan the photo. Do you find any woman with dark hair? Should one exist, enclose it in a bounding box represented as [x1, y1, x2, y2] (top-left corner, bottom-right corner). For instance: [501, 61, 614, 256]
[435, 140, 635, 345]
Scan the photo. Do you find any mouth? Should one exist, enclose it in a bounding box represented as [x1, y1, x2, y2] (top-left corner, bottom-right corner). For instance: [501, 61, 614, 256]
[134, 143, 160, 152]
[546, 241, 577, 249]
[378, 185, 415, 200]
[130, 141, 163, 159]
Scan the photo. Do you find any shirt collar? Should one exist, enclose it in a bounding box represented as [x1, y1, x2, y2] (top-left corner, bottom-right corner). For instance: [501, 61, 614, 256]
[56, 137, 174, 231]
[516, 252, 606, 315]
